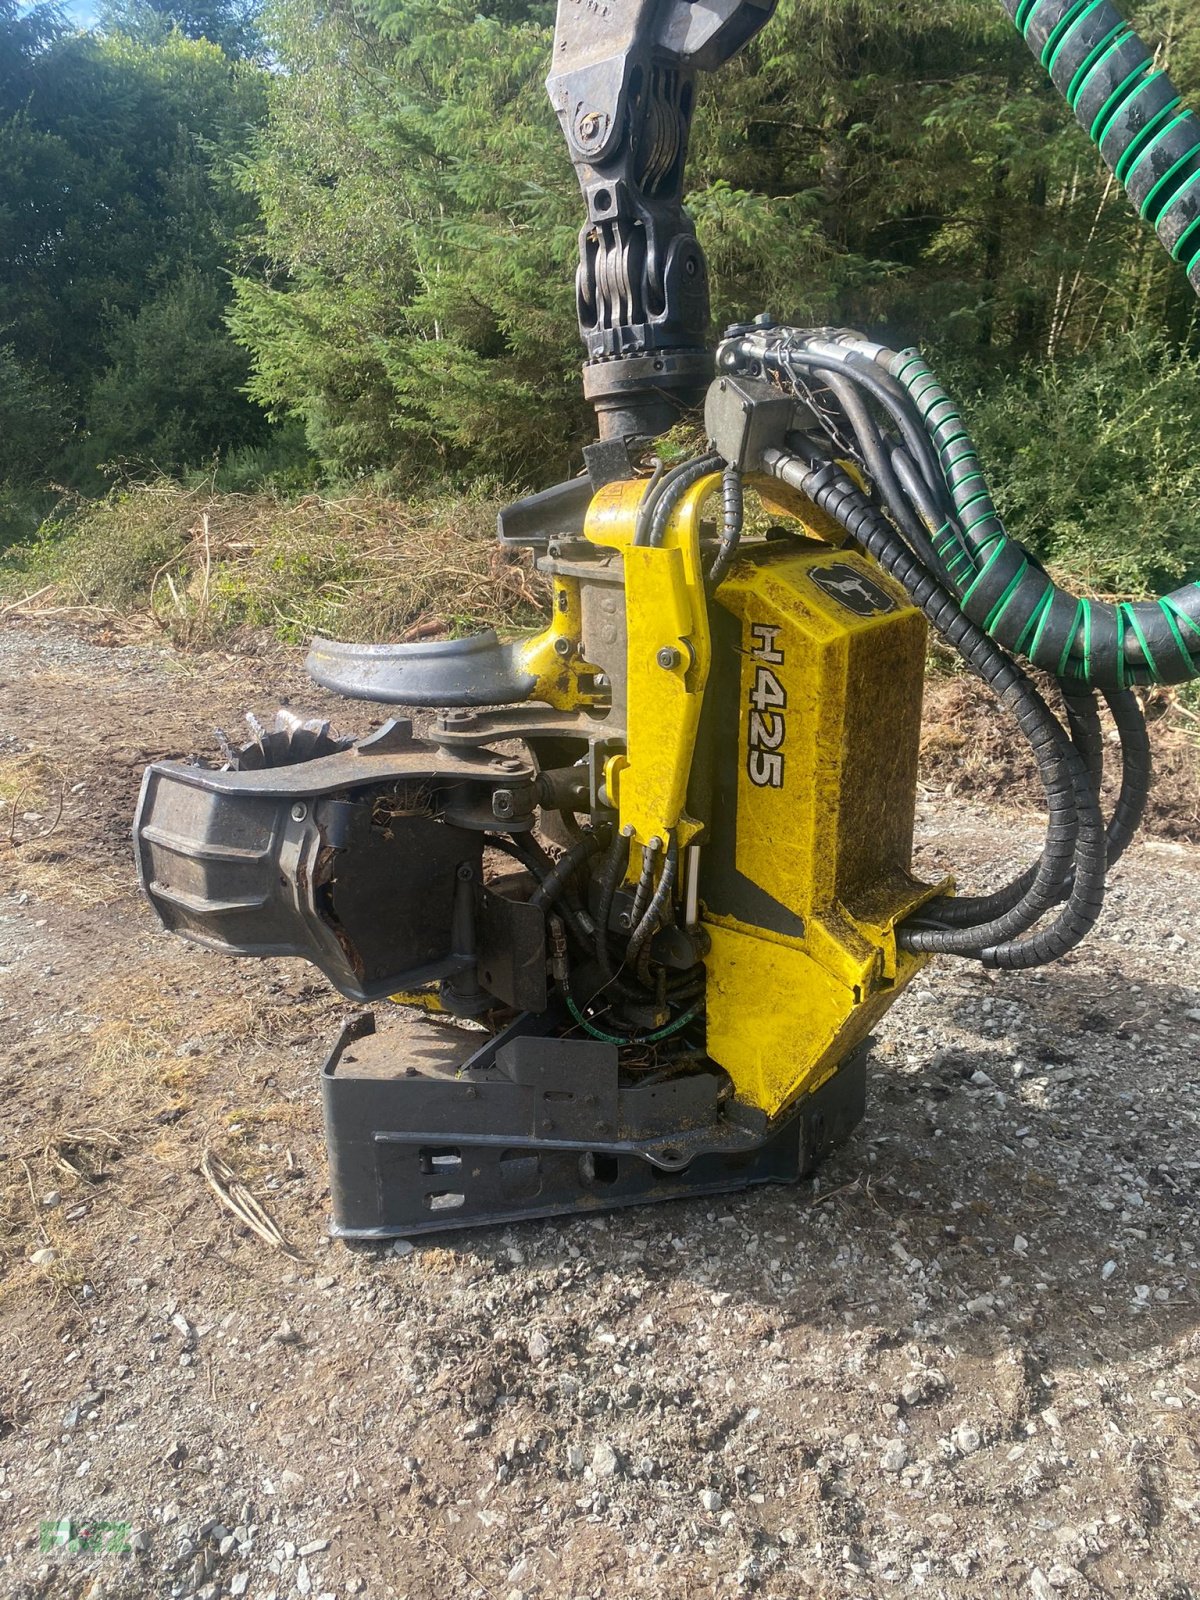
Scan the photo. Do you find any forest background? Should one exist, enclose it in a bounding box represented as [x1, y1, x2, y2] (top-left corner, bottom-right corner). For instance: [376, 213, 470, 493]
[3, 0, 1200, 640]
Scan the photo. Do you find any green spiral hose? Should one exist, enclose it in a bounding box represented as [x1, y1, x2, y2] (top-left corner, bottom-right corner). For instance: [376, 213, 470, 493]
[1003, 0, 1200, 292]
[876, 0, 1200, 687]
[889, 344, 1200, 685]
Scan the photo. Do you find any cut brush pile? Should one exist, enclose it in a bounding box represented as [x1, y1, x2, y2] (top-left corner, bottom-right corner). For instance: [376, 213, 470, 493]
[0, 479, 547, 646]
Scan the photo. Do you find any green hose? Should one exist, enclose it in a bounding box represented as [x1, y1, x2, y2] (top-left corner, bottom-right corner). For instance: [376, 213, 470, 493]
[880, 0, 1200, 687]
[1002, 0, 1200, 295]
[563, 989, 701, 1045]
[888, 346, 1200, 687]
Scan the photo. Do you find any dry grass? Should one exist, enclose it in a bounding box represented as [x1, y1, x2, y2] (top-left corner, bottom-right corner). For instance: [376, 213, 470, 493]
[0, 480, 549, 646]
[80, 971, 326, 1171]
[0, 753, 58, 804]
[1, 1126, 127, 1307]
[0, 753, 67, 844]
[921, 669, 1200, 843]
[1, 846, 126, 911]
[0, 961, 328, 1293]
[0, 756, 115, 907]
[85, 977, 263, 1110]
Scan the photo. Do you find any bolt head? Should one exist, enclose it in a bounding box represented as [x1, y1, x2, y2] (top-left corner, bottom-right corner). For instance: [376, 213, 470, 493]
[657, 647, 681, 671]
[554, 636, 573, 658]
[290, 802, 308, 822]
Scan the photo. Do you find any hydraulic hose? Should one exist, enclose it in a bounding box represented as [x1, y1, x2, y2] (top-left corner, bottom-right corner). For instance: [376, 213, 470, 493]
[783, 339, 954, 509]
[920, 680, 1152, 928]
[706, 467, 745, 590]
[1000, 0, 1200, 298]
[1063, 681, 1105, 795]
[632, 458, 667, 547]
[647, 454, 722, 547]
[528, 827, 605, 913]
[629, 841, 659, 927]
[816, 367, 949, 573]
[737, 327, 1200, 687]
[887, 346, 1200, 686]
[625, 833, 680, 966]
[509, 832, 595, 952]
[635, 454, 718, 549]
[922, 681, 1103, 929]
[890, 444, 958, 571]
[1101, 684, 1154, 864]
[770, 448, 1109, 967]
[593, 829, 631, 978]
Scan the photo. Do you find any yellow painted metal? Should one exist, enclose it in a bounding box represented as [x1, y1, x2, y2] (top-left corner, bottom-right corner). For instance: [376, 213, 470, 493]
[585, 475, 717, 851]
[601, 752, 628, 812]
[701, 541, 945, 1119]
[538, 468, 935, 1118]
[704, 924, 899, 1111]
[750, 462, 866, 543]
[388, 989, 446, 1013]
[515, 575, 603, 711]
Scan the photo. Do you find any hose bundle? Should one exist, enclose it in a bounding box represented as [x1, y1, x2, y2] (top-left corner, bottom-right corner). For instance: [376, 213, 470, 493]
[888, 348, 1200, 687]
[578, 0, 1198, 979]
[738, 329, 1199, 689]
[711, 323, 1154, 967]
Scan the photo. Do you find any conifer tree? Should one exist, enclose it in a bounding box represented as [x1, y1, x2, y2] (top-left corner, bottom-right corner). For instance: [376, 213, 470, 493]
[233, 0, 1200, 483]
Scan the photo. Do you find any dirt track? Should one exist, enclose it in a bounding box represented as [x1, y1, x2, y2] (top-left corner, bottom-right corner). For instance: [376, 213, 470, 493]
[1, 621, 1199, 1600]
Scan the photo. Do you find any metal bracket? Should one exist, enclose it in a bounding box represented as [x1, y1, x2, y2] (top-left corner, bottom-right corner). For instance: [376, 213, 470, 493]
[547, 0, 779, 437]
[306, 630, 536, 708]
[320, 1009, 869, 1237]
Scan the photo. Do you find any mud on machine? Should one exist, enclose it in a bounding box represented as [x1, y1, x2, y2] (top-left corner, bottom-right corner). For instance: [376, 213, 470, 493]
[136, 0, 1200, 1236]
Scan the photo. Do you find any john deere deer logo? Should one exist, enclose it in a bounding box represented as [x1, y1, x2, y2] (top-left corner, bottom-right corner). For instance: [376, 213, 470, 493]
[809, 563, 898, 618]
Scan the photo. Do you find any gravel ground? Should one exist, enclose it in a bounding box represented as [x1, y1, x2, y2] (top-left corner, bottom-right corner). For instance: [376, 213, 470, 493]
[1, 621, 1199, 1600]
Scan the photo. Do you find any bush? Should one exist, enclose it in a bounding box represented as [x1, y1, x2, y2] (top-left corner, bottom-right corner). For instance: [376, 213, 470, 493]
[180, 420, 315, 497]
[0, 345, 72, 523]
[7, 484, 200, 609]
[0, 486, 64, 552]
